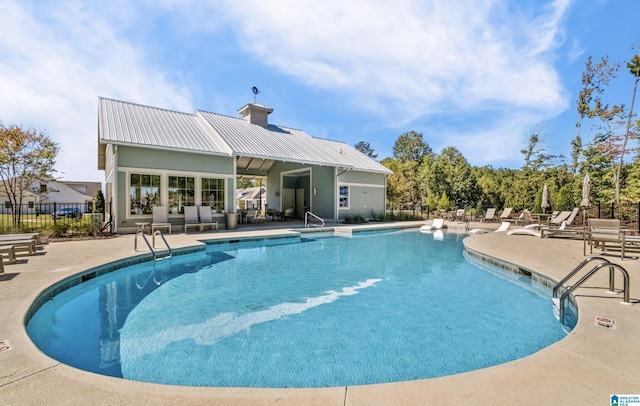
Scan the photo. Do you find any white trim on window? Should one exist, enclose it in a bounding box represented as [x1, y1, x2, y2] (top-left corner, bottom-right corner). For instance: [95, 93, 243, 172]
[120, 167, 234, 219]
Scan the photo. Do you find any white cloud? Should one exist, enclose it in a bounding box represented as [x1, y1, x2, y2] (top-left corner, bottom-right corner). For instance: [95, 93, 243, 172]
[199, 0, 571, 119]
[0, 0, 577, 180]
[164, 0, 573, 164]
[0, 0, 194, 181]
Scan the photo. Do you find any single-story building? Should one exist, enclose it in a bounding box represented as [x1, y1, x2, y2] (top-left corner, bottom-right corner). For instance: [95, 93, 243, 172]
[0, 180, 99, 214]
[237, 186, 266, 211]
[97, 97, 392, 232]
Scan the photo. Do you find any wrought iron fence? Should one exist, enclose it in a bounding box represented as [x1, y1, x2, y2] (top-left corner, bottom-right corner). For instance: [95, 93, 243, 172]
[0, 201, 112, 234]
[402, 203, 640, 233]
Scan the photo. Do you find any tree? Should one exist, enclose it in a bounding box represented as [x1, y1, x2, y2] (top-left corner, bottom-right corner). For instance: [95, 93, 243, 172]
[615, 53, 640, 203]
[392, 131, 432, 163]
[93, 190, 105, 214]
[0, 123, 59, 227]
[381, 158, 415, 213]
[354, 141, 378, 159]
[431, 147, 479, 208]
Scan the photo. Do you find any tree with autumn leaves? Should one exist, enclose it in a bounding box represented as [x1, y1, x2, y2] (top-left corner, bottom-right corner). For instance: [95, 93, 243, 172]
[0, 123, 59, 227]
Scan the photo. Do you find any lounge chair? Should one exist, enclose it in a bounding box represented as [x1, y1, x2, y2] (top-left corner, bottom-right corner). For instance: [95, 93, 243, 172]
[0, 245, 17, 263]
[505, 209, 532, 225]
[499, 208, 513, 221]
[183, 206, 202, 233]
[455, 209, 466, 222]
[469, 221, 511, 235]
[481, 208, 497, 222]
[151, 206, 171, 234]
[527, 211, 572, 230]
[419, 218, 444, 233]
[564, 208, 580, 226]
[0, 234, 38, 255]
[508, 221, 568, 238]
[198, 206, 218, 231]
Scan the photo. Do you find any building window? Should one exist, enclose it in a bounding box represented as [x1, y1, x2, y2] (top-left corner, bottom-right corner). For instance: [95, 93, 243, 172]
[40, 184, 47, 193]
[201, 178, 225, 213]
[28, 201, 35, 209]
[168, 176, 195, 214]
[339, 185, 349, 208]
[4, 201, 11, 209]
[130, 174, 160, 215]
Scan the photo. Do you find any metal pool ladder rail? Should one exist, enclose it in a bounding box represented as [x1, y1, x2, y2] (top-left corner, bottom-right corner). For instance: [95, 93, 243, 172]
[305, 211, 325, 228]
[552, 256, 632, 324]
[135, 230, 173, 260]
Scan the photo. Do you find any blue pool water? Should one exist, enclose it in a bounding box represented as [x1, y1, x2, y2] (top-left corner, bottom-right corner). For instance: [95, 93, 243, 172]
[27, 229, 574, 388]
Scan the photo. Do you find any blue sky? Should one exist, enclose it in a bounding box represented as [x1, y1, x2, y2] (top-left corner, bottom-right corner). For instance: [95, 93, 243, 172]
[0, 0, 638, 182]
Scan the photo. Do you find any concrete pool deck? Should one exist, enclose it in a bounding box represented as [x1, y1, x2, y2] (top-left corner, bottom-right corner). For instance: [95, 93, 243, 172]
[1, 221, 639, 405]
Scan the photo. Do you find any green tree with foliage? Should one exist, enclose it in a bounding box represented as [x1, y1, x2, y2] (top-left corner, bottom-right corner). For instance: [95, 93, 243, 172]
[431, 147, 479, 208]
[354, 141, 378, 159]
[392, 131, 432, 163]
[381, 158, 414, 212]
[0, 123, 59, 227]
[438, 191, 450, 211]
[93, 190, 105, 214]
[614, 53, 640, 203]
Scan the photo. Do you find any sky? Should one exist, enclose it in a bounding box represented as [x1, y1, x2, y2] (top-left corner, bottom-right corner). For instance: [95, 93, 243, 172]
[0, 0, 638, 183]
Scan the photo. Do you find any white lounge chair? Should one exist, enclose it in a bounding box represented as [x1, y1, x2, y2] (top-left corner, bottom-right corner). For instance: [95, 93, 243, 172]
[469, 221, 511, 235]
[183, 206, 202, 233]
[507, 221, 568, 238]
[420, 218, 444, 233]
[151, 206, 171, 234]
[198, 206, 218, 231]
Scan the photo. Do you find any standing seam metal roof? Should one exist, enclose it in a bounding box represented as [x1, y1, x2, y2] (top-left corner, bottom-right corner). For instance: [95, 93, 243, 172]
[98, 98, 392, 174]
[98, 98, 230, 155]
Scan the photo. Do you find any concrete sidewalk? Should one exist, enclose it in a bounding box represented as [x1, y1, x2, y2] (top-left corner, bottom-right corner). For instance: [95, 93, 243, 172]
[1, 222, 639, 405]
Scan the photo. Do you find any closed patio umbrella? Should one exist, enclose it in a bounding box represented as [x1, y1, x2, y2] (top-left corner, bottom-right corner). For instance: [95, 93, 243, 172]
[541, 183, 550, 213]
[580, 173, 591, 228]
[580, 173, 591, 208]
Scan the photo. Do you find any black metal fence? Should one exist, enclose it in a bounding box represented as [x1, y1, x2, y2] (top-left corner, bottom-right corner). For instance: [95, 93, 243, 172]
[0, 201, 112, 234]
[406, 202, 640, 233]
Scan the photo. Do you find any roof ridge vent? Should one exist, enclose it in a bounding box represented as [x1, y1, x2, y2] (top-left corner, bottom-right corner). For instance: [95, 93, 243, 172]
[237, 103, 273, 127]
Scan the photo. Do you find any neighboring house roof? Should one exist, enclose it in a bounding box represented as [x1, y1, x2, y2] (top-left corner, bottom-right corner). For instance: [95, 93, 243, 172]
[38, 181, 94, 203]
[98, 98, 392, 175]
[1, 181, 94, 203]
[237, 186, 265, 201]
[60, 181, 102, 199]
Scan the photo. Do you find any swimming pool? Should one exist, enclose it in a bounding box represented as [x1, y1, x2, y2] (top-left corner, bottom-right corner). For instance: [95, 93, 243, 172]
[27, 229, 575, 388]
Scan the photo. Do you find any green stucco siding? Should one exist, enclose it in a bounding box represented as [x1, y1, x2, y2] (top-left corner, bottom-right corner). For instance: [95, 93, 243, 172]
[118, 146, 234, 174]
[339, 185, 386, 219]
[311, 166, 335, 218]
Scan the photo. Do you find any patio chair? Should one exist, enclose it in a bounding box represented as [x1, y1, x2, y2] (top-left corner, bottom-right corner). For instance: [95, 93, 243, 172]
[419, 218, 444, 233]
[151, 206, 171, 234]
[481, 208, 497, 222]
[198, 206, 218, 231]
[283, 208, 294, 220]
[183, 206, 202, 233]
[246, 209, 257, 224]
[455, 209, 466, 222]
